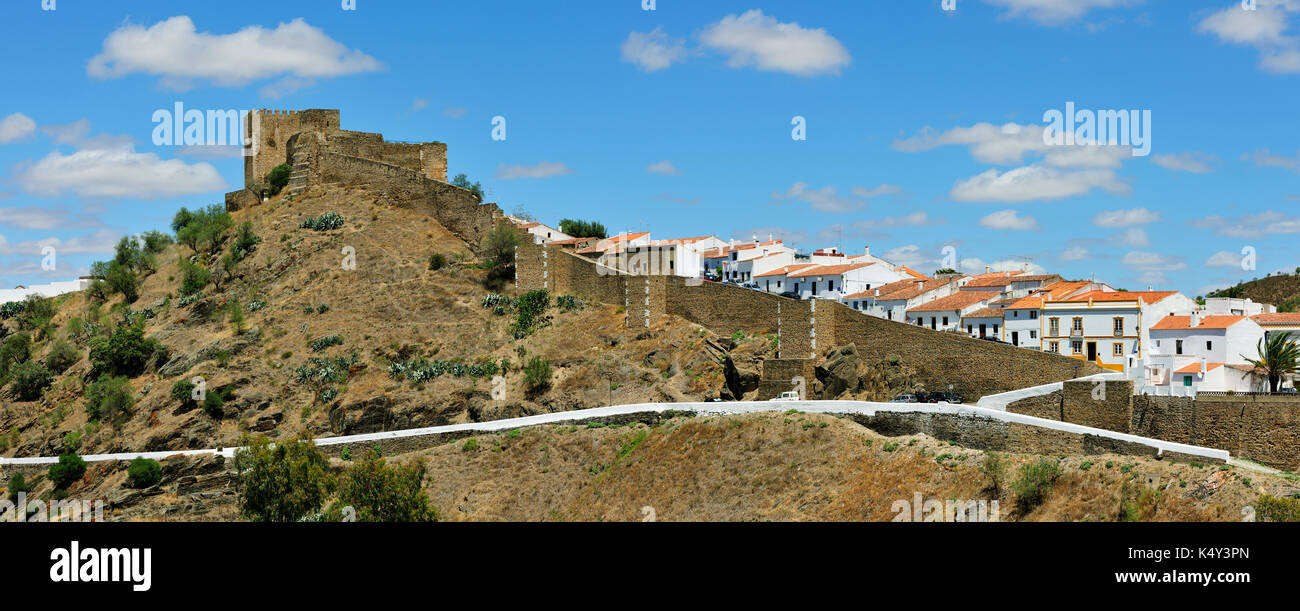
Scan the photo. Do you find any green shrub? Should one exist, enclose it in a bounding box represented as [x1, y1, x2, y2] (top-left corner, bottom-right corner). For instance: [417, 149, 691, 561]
[7, 473, 30, 502]
[334, 449, 438, 522]
[0, 332, 32, 374]
[300, 212, 344, 231]
[174, 204, 232, 254]
[558, 219, 607, 239]
[178, 258, 210, 296]
[89, 328, 164, 379]
[450, 173, 484, 200]
[62, 430, 82, 453]
[428, 253, 446, 270]
[233, 434, 334, 522]
[45, 340, 80, 374]
[9, 361, 52, 401]
[48, 453, 87, 489]
[511, 289, 551, 339]
[310, 335, 344, 352]
[523, 356, 552, 392]
[203, 392, 224, 419]
[142, 230, 173, 253]
[481, 223, 523, 272]
[127, 457, 163, 488]
[233, 221, 261, 260]
[341, 447, 352, 461]
[267, 164, 293, 196]
[104, 260, 140, 303]
[229, 300, 246, 333]
[1256, 495, 1300, 522]
[84, 376, 135, 424]
[170, 379, 197, 408]
[462, 438, 478, 452]
[1011, 458, 1063, 511]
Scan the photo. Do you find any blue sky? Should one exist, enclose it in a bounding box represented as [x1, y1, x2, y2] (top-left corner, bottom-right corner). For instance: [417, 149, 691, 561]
[1, 0, 1298, 298]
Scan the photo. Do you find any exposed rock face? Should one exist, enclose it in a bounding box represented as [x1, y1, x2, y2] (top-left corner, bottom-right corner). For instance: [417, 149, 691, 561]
[158, 327, 262, 378]
[816, 344, 861, 399]
[329, 397, 397, 435]
[722, 356, 760, 401]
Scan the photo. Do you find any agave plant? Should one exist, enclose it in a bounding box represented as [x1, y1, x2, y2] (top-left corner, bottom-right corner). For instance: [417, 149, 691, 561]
[1241, 332, 1300, 393]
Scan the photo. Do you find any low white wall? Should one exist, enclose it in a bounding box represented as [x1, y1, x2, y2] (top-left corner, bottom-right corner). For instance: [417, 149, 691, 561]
[0, 398, 1229, 465]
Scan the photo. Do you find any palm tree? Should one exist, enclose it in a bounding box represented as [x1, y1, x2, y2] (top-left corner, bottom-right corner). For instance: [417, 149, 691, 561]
[1242, 332, 1300, 393]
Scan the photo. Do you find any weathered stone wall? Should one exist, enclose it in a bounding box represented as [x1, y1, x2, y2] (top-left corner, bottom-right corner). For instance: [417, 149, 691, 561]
[244, 109, 341, 186]
[1012, 385, 1300, 470]
[828, 302, 1106, 401]
[314, 152, 500, 248]
[514, 247, 1105, 400]
[842, 412, 1221, 464]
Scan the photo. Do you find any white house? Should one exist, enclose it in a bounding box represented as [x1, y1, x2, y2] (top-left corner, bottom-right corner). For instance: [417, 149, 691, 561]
[704, 239, 792, 280]
[0, 278, 92, 305]
[1252, 312, 1300, 343]
[1040, 291, 1197, 373]
[786, 262, 907, 301]
[843, 276, 961, 322]
[1002, 281, 1110, 349]
[1137, 314, 1272, 396]
[1203, 297, 1275, 317]
[906, 290, 1002, 331]
[961, 308, 1005, 340]
[754, 263, 817, 295]
[731, 251, 797, 284]
[514, 221, 575, 244]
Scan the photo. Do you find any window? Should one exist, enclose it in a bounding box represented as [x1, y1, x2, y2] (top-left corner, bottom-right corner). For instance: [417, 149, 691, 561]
[1049, 317, 1060, 336]
[942, 316, 949, 326]
[1013, 311, 1019, 318]
[1030, 330, 1038, 339]
[777, 281, 782, 288]
[828, 280, 835, 291]
[1071, 341, 1083, 355]
[1113, 317, 1123, 337]
[1071, 317, 1083, 334]
[1176, 339, 1183, 355]
[1183, 376, 1193, 387]
[1113, 343, 1123, 356]
[1206, 341, 1213, 350]
[1048, 341, 1060, 353]
[994, 324, 1000, 333]
[967, 325, 973, 333]
[1031, 311, 1038, 320]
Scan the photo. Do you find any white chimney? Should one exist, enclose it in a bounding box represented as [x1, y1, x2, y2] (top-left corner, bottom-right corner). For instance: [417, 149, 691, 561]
[916, 281, 923, 290]
[1200, 356, 1207, 376]
[985, 265, 991, 274]
[875, 289, 880, 296]
[864, 245, 871, 257]
[768, 233, 773, 243]
[1190, 311, 1201, 327]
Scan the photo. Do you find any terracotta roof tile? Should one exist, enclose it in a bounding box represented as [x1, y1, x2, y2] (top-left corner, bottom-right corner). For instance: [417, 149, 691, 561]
[908, 290, 1001, 312]
[1151, 315, 1247, 330]
[788, 262, 875, 278]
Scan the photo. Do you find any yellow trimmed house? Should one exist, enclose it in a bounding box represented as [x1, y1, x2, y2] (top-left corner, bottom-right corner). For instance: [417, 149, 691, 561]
[1040, 290, 1197, 373]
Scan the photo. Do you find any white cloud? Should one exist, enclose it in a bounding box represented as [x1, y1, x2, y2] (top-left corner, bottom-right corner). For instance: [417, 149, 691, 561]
[851, 184, 903, 199]
[87, 16, 383, 88]
[1198, 0, 1300, 74]
[771, 182, 863, 213]
[879, 244, 933, 269]
[17, 141, 227, 198]
[258, 76, 315, 100]
[960, 257, 1046, 275]
[893, 122, 1051, 165]
[854, 212, 942, 229]
[646, 160, 681, 175]
[1151, 152, 1218, 173]
[494, 161, 574, 180]
[410, 98, 429, 112]
[0, 228, 120, 257]
[1059, 246, 1092, 261]
[1108, 228, 1150, 247]
[38, 118, 92, 145]
[950, 166, 1129, 203]
[0, 113, 36, 144]
[1205, 250, 1246, 268]
[983, 0, 1139, 25]
[443, 107, 467, 119]
[0, 205, 105, 231]
[1093, 207, 1161, 227]
[1188, 210, 1300, 238]
[1243, 149, 1300, 172]
[699, 10, 850, 77]
[621, 27, 687, 73]
[1122, 250, 1188, 273]
[978, 209, 1040, 231]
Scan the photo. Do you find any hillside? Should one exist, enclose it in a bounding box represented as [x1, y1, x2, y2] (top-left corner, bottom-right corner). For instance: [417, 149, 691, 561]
[10, 411, 1296, 522]
[0, 183, 753, 459]
[1208, 272, 1300, 311]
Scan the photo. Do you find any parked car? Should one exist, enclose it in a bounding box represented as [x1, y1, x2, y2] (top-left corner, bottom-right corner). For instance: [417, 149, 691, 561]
[890, 394, 919, 403]
[780, 291, 800, 299]
[769, 391, 801, 402]
[928, 391, 964, 404]
[741, 282, 761, 290]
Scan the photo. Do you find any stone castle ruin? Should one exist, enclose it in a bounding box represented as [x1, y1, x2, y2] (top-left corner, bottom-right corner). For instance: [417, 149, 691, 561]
[225, 108, 500, 247]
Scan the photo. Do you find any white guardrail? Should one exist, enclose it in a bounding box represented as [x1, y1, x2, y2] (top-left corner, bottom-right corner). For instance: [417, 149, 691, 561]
[0, 396, 1229, 466]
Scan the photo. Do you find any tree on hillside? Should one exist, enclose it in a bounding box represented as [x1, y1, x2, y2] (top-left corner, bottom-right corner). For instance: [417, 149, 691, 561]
[934, 268, 957, 275]
[451, 173, 484, 200]
[559, 219, 607, 239]
[174, 204, 232, 254]
[267, 164, 292, 196]
[1242, 332, 1300, 393]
